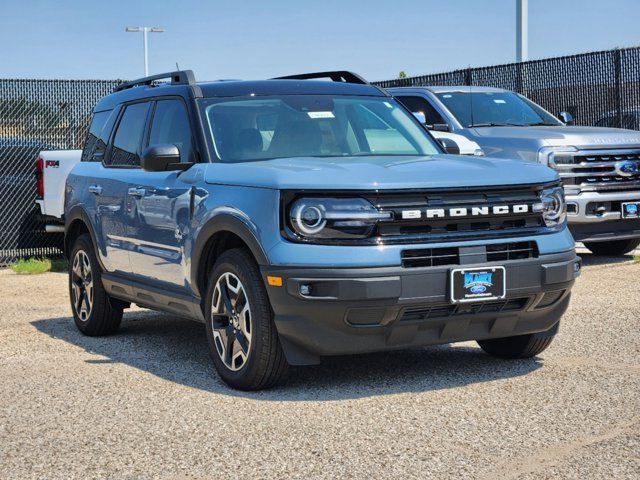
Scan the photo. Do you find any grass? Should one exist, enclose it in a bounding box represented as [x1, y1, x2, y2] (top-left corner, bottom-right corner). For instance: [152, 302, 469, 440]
[10, 257, 68, 275]
[634, 255, 640, 264]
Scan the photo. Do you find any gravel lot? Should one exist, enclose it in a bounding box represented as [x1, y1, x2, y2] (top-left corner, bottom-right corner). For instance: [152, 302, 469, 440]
[1, 250, 638, 479]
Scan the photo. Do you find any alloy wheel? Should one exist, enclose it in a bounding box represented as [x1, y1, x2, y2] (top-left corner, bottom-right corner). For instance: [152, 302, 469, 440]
[71, 250, 93, 322]
[211, 272, 252, 371]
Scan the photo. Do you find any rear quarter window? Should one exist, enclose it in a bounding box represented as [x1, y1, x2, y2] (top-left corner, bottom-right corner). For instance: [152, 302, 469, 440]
[81, 110, 111, 161]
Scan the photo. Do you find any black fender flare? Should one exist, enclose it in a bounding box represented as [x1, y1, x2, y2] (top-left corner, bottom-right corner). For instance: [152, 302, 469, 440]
[64, 206, 107, 270]
[190, 211, 270, 298]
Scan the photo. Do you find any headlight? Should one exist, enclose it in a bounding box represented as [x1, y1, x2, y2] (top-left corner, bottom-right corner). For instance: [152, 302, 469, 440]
[538, 146, 577, 169]
[534, 186, 566, 227]
[288, 197, 392, 241]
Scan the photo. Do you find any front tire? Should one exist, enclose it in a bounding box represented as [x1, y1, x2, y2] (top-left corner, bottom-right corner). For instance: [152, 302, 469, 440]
[584, 238, 640, 256]
[68, 233, 123, 336]
[204, 249, 289, 390]
[477, 331, 555, 359]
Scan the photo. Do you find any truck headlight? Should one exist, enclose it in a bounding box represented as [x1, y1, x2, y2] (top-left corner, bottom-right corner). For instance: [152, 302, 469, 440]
[534, 186, 566, 227]
[288, 197, 392, 241]
[538, 146, 577, 169]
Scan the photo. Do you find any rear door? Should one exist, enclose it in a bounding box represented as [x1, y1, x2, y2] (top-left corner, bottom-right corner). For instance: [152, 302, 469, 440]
[95, 101, 151, 274]
[125, 98, 195, 290]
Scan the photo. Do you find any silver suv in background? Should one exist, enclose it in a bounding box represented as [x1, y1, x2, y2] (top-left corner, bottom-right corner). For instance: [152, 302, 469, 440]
[390, 86, 640, 256]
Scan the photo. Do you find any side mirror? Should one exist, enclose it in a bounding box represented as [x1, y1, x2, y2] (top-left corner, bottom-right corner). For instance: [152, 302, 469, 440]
[439, 138, 460, 155]
[431, 123, 450, 132]
[559, 111, 574, 125]
[412, 111, 426, 124]
[141, 144, 191, 172]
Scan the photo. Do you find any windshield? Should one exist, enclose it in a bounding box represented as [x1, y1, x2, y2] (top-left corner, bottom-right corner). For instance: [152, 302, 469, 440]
[435, 91, 562, 128]
[200, 95, 440, 162]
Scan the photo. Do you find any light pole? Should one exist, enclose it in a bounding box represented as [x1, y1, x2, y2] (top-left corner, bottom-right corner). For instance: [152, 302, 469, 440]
[125, 26, 164, 76]
[516, 0, 528, 62]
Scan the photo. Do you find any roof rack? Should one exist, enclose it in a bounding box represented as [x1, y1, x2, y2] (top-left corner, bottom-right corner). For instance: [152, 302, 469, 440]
[272, 71, 369, 85]
[114, 70, 196, 92]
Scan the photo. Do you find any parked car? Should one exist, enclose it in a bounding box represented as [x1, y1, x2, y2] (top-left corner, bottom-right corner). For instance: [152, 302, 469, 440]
[390, 86, 640, 256]
[64, 70, 579, 390]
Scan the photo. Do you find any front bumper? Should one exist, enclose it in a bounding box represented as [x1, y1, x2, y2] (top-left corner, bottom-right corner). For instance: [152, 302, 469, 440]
[566, 190, 640, 242]
[262, 250, 579, 365]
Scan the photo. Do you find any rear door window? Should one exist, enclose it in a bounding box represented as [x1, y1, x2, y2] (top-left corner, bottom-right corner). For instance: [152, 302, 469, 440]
[106, 102, 150, 167]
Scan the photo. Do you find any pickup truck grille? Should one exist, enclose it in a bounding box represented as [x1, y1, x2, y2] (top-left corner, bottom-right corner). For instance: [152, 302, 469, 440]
[556, 150, 640, 192]
[363, 185, 547, 244]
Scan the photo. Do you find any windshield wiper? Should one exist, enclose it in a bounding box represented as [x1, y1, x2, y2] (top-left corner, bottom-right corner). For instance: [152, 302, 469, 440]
[468, 122, 525, 127]
[525, 122, 559, 126]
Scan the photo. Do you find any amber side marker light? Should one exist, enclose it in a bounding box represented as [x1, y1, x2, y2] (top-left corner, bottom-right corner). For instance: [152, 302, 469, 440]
[267, 275, 283, 287]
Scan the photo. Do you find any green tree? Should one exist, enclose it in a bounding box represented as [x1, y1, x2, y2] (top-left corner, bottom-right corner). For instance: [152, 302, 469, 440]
[399, 71, 407, 79]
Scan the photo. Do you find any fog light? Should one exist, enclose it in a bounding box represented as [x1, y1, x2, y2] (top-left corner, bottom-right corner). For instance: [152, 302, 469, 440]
[300, 284, 312, 296]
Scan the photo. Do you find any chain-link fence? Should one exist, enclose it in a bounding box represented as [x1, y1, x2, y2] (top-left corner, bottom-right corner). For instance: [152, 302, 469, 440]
[0, 79, 120, 265]
[2, 47, 640, 265]
[375, 47, 640, 129]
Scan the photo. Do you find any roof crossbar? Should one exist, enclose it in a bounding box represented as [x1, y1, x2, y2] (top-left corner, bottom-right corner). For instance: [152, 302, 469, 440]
[273, 71, 369, 85]
[114, 70, 196, 92]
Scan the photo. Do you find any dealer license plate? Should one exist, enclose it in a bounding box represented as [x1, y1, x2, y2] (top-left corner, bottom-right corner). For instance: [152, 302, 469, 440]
[450, 266, 506, 304]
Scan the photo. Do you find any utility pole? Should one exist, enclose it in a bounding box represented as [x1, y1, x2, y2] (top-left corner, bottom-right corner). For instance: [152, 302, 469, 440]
[516, 0, 528, 62]
[125, 26, 164, 76]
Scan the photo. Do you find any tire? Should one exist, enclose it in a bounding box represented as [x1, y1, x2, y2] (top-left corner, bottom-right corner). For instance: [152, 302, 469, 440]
[584, 238, 640, 256]
[204, 248, 289, 390]
[477, 331, 555, 359]
[68, 233, 123, 336]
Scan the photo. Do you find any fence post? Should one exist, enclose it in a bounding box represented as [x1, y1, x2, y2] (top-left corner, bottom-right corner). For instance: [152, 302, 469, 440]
[465, 68, 472, 86]
[614, 48, 623, 128]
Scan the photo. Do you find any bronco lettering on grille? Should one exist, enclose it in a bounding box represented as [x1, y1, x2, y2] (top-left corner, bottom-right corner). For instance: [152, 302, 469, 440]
[406, 204, 530, 220]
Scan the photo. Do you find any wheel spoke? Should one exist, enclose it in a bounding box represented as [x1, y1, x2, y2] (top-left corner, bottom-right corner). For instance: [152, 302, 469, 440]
[224, 325, 235, 365]
[220, 282, 234, 314]
[234, 329, 249, 355]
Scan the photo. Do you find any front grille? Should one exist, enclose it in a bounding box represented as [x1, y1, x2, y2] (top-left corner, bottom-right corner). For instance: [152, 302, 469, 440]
[556, 150, 640, 192]
[364, 186, 547, 243]
[400, 297, 529, 322]
[401, 241, 538, 268]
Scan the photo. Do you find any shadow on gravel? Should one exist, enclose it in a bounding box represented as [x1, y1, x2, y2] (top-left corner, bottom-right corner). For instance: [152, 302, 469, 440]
[32, 312, 542, 400]
[578, 252, 636, 267]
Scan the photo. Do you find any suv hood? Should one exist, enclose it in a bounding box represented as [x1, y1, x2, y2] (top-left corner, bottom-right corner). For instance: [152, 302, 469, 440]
[203, 155, 558, 190]
[472, 125, 640, 149]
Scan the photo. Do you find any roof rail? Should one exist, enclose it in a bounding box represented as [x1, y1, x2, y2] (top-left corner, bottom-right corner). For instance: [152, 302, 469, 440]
[114, 70, 196, 92]
[272, 71, 369, 85]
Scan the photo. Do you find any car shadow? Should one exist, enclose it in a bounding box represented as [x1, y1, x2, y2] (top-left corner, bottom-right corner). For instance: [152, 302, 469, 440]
[577, 251, 637, 267]
[32, 311, 543, 400]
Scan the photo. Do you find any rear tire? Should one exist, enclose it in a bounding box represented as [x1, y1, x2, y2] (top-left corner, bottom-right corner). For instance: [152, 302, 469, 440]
[68, 233, 123, 336]
[204, 248, 289, 390]
[584, 238, 640, 256]
[477, 331, 555, 359]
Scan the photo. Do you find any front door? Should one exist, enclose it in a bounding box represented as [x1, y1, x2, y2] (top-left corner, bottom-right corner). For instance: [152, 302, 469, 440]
[126, 98, 196, 291]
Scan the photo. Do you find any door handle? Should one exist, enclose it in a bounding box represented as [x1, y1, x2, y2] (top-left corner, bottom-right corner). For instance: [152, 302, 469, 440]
[128, 187, 146, 198]
[88, 185, 103, 195]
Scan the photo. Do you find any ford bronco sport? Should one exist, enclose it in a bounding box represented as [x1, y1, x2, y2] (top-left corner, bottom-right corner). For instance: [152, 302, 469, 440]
[65, 70, 580, 390]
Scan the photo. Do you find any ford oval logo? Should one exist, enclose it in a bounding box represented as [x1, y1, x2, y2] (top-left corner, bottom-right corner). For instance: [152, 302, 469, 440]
[470, 285, 487, 294]
[615, 160, 639, 177]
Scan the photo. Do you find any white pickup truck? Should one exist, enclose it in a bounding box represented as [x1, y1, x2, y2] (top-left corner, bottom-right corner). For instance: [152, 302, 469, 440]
[35, 150, 81, 232]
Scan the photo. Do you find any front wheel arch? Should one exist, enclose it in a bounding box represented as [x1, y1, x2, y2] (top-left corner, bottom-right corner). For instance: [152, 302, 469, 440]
[191, 214, 269, 299]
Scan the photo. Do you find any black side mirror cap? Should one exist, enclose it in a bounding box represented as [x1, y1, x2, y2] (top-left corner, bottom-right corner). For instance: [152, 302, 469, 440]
[438, 138, 460, 155]
[141, 144, 192, 172]
[558, 111, 574, 125]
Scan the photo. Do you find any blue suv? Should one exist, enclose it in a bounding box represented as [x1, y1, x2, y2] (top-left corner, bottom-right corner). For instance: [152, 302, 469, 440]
[65, 70, 580, 390]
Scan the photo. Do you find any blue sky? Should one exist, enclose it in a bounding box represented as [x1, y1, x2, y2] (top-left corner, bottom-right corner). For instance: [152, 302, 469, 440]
[2, 0, 639, 82]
